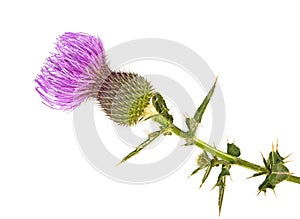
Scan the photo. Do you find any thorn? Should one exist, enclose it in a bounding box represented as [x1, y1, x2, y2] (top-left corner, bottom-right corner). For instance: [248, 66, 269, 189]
[138, 116, 144, 122]
[260, 152, 264, 158]
[284, 153, 293, 161]
[276, 138, 279, 151]
[272, 189, 277, 198]
[257, 189, 266, 196]
[183, 112, 189, 118]
[272, 142, 274, 152]
[144, 130, 151, 135]
[284, 159, 293, 164]
[210, 184, 217, 191]
[116, 160, 124, 166]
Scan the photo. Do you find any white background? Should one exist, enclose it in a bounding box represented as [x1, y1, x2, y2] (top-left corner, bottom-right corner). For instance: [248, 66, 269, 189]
[1, 0, 300, 218]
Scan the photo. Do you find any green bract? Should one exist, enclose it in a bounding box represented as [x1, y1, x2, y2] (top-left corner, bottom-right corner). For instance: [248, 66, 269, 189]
[97, 71, 154, 126]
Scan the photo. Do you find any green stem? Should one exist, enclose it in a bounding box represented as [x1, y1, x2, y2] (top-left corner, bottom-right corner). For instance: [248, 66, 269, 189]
[156, 118, 300, 184]
[192, 138, 300, 184]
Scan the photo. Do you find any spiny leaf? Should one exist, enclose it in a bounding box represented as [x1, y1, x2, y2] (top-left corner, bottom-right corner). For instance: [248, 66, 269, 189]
[257, 143, 291, 195]
[258, 176, 276, 195]
[199, 156, 220, 188]
[218, 167, 231, 180]
[200, 164, 213, 188]
[218, 177, 226, 216]
[190, 151, 211, 177]
[152, 92, 173, 123]
[212, 166, 230, 216]
[190, 167, 202, 177]
[269, 163, 289, 185]
[185, 117, 197, 131]
[227, 142, 241, 157]
[261, 152, 269, 169]
[197, 151, 211, 169]
[248, 171, 267, 179]
[119, 130, 163, 164]
[194, 77, 218, 124]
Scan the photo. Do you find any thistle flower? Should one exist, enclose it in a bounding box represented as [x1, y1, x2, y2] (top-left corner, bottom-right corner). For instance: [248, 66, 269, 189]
[35, 32, 110, 111]
[35, 32, 156, 126]
[97, 71, 155, 126]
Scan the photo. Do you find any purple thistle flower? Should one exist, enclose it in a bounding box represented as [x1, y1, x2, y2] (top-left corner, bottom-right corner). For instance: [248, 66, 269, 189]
[35, 32, 110, 111]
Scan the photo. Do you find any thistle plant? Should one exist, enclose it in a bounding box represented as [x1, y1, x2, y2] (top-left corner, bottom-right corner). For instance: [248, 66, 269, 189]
[35, 32, 300, 216]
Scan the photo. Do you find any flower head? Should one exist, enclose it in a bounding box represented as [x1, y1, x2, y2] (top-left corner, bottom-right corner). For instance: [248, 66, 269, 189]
[97, 71, 155, 126]
[35, 32, 157, 126]
[35, 32, 110, 111]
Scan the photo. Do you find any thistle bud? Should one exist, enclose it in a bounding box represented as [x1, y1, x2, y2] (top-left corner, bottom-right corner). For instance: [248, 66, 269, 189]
[97, 71, 155, 126]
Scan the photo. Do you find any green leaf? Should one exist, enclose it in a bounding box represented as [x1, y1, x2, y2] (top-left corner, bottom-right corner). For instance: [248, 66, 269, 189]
[189, 167, 202, 177]
[152, 92, 173, 123]
[190, 151, 211, 177]
[200, 164, 213, 188]
[212, 166, 230, 216]
[258, 176, 276, 194]
[197, 151, 211, 169]
[218, 167, 231, 181]
[248, 172, 267, 179]
[218, 177, 226, 216]
[269, 163, 289, 185]
[185, 117, 197, 131]
[119, 130, 163, 164]
[257, 145, 291, 195]
[194, 77, 218, 124]
[261, 153, 269, 169]
[227, 142, 241, 157]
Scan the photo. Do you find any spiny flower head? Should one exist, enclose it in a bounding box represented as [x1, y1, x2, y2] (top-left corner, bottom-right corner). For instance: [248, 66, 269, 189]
[35, 32, 156, 126]
[97, 71, 155, 126]
[35, 32, 110, 111]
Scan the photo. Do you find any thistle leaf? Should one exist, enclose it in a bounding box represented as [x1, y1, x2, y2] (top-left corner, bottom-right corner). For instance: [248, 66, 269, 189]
[261, 152, 269, 169]
[185, 117, 197, 132]
[197, 151, 211, 169]
[257, 143, 291, 194]
[190, 151, 211, 177]
[194, 77, 218, 124]
[200, 164, 213, 188]
[248, 172, 266, 179]
[119, 130, 163, 164]
[227, 142, 241, 157]
[258, 176, 275, 195]
[269, 163, 289, 185]
[152, 92, 173, 123]
[218, 177, 226, 216]
[190, 167, 202, 177]
[218, 167, 231, 180]
[212, 166, 230, 216]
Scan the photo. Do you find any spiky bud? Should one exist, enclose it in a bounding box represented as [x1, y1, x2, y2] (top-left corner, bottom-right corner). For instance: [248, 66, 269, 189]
[97, 71, 155, 126]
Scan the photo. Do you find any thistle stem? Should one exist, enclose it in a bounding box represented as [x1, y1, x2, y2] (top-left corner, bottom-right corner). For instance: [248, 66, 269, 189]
[192, 137, 300, 184]
[157, 119, 300, 184]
